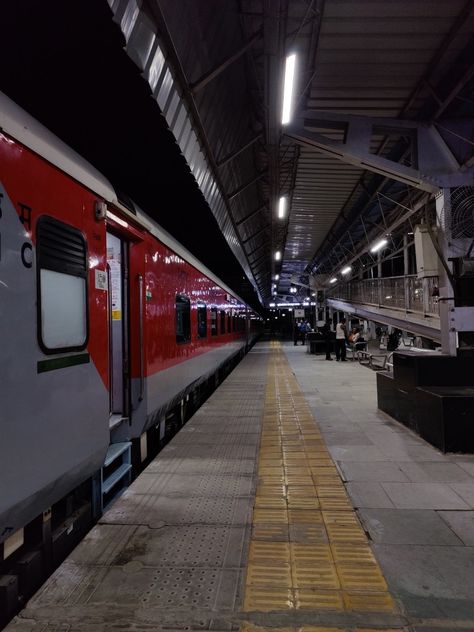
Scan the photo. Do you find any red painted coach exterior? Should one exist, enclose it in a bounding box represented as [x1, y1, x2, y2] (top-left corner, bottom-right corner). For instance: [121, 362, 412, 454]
[0, 91, 261, 560]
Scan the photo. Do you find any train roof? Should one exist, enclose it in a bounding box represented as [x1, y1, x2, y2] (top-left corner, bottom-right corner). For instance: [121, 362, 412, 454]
[0, 91, 251, 309]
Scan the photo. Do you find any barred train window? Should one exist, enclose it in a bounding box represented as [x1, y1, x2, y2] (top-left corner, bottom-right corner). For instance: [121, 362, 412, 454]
[176, 294, 191, 343]
[197, 303, 207, 338]
[37, 216, 88, 353]
[220, 310, 226, 334]
[210, 307, 218, 336]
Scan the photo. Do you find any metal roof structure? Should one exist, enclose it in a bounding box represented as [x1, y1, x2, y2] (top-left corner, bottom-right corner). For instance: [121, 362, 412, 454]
[1, 0, 474, 307]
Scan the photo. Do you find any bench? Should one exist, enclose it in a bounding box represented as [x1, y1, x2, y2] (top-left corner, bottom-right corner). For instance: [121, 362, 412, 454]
[346, 340, 368, 361]
[356, 350, 390, 370]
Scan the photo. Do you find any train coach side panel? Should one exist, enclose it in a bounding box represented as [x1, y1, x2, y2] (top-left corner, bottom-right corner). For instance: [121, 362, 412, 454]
[136, 238, 247, 429]
[0, 136, 109, 541]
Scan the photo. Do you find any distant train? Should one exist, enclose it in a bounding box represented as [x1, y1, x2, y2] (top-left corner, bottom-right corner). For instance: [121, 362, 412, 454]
[0, 91, 261, 611]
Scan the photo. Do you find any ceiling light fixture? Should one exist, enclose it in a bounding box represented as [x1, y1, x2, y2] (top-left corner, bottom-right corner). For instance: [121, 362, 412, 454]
[370, 238, 388, 253]
[278, 196, 286, 219]
[341, 266, 352, 275]
[281, 54, 296, 125]
[275, 250, 281, 261]
[274, 274, 279, 281]
[329, 277, 337, 284]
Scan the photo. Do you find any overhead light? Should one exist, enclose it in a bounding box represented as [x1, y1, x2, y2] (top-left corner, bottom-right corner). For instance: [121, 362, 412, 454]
[330, 277, 337, 284]
[341, 266, 352, 275]
[281, 54, 296, 125]
[370, 238, 388, 253]
[275, 251, 281, 261]
[274, 274, 279, 280]
[290, 287, 297, 294]
[311, 292, 316, 297]
[408, 232, 414, 235]
[278, 196, 287, 219]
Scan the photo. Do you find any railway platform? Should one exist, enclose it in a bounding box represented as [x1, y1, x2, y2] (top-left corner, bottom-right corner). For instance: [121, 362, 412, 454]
[6, 342, 474, 632]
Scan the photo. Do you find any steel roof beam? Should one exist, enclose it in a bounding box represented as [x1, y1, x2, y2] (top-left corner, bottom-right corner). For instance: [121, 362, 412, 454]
[250, 250, 269, 266]
[228, 170, 267, 201]
[243, 225, 269, 246]
[286, 111, 474, 193]
[235, 204, 268, 226]
[217, 134, 262, 168]
[190, 28, 263, 94]
[246, 242, 267, 257]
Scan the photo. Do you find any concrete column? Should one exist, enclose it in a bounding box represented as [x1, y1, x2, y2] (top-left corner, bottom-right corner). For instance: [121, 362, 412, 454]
[435, 189, 459, 356]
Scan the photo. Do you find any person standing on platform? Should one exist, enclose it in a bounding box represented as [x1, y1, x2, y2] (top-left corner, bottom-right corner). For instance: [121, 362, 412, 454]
[321, 321, 333, 360]
[335, 318, 347, 362]
[293, 320, 301, 346]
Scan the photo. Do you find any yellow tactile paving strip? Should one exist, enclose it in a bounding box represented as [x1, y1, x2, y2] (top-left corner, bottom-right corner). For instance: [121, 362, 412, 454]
[242, 342, 403, 631]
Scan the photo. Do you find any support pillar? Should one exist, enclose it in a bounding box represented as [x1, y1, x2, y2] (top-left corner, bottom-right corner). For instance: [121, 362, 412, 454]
[435, 190, 457, 356]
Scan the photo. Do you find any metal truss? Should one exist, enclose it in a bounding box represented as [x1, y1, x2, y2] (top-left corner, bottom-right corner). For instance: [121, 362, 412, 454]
[285, 111, 474, 193]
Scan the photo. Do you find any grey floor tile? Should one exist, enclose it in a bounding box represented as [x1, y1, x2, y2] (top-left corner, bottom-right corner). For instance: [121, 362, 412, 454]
[127, 471, 254, 497]
[339, 461, 409, 482]
[321, 430, 374, 446]
[111, 525, 248, 568]
[381, 483, 470, 509]
[359, 508, 463, 544]
[455, 460, 474, 476]
[438, 511, 474, 545]
[398, 461, 473, 483]
[372, 543, 474, 601]
[449, 483, 474, 508]
[347, 482, 395, 508]
[328, 445, 389, 462]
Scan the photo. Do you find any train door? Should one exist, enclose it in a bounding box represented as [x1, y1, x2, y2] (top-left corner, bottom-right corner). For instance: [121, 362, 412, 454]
[106, 231, 130, 431]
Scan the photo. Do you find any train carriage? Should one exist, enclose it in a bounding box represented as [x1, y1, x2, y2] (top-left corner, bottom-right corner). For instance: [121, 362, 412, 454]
[0, 91, 261, 574]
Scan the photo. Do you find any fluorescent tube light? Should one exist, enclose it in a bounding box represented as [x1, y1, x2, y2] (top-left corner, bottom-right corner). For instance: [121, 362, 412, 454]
[370, 238, 388, 253]
[341, 266, 352, 275]
[282, 54, 296, 125]
[278, 196, 286, 219]
[330, 277, 337, 284]
[275, 251, 281, 261]
[274, 274, 279, 280]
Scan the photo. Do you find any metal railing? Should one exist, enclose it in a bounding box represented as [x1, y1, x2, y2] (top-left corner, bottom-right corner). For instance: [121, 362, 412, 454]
[327, 275, 439, 318]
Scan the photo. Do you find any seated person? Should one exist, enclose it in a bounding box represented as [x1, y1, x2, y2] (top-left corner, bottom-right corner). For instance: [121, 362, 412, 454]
[348, 327, 361, 345]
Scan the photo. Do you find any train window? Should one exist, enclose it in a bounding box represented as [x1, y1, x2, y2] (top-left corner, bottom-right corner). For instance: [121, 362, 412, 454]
[176, 294, 191, 343]
[210, 307, 218, 336]
[232, 315, 237, 332]
[36, 216, 88, 354]
[220, 310, 226, 334]
[197, 304, 207, 338]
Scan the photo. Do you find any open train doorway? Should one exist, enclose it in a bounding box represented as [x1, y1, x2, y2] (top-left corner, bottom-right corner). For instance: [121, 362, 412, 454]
[106, 231, 130, 433]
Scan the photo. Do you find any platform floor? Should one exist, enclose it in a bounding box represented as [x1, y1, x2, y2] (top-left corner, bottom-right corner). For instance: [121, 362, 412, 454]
[7, 342, 474, 632]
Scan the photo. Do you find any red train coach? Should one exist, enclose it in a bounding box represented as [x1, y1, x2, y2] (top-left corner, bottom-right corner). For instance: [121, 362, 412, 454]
[0, 91, 261, 601]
